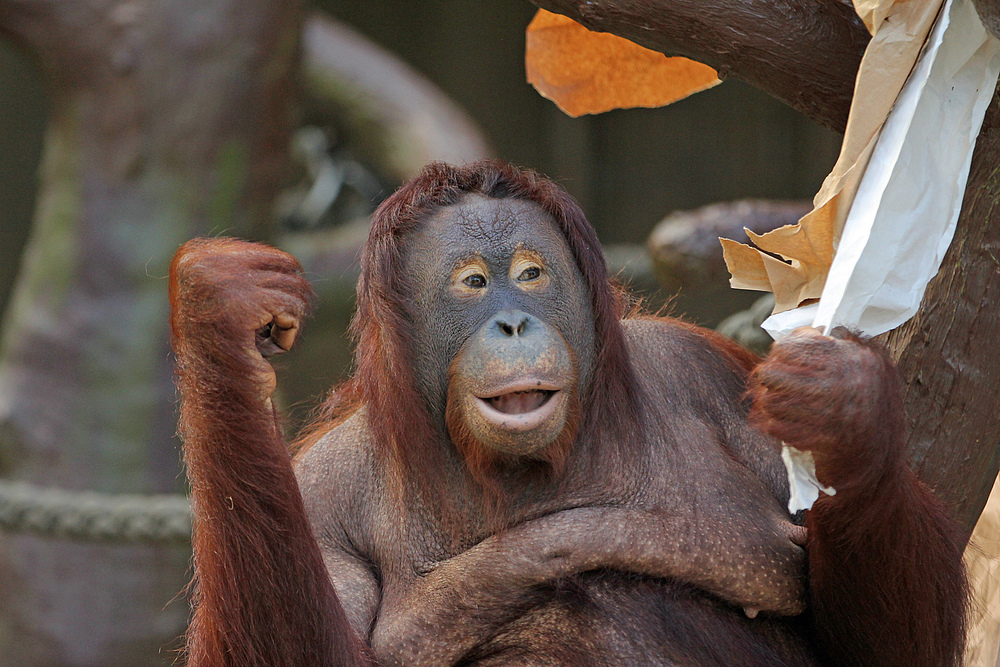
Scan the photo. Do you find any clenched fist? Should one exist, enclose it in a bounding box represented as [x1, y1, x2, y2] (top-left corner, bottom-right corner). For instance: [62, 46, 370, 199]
[169, 237, 314, 400]
[749, 326, 905, 491]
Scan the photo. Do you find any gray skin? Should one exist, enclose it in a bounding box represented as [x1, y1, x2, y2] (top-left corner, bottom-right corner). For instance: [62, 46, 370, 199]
[403, 195, 597, 429]
[448, 306, 577, 458]
[409, 196, 591, 460]
[293, 195, 811, 666]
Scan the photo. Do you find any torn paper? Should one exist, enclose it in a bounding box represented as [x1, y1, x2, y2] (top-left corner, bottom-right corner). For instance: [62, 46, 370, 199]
[525, 9, 719, 117]
[963, 474, 1000, 667]
[763, 0, 1000, 339]
[723, 0, 945, 314]
[764, 0, 1000, 512]
[808, 0, 1000, 337]
[782, 445, 837, 513]
[853, 0, 898, 35]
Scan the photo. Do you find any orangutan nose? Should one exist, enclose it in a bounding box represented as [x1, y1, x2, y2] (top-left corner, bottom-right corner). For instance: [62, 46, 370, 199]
[494, 310, 532, 338]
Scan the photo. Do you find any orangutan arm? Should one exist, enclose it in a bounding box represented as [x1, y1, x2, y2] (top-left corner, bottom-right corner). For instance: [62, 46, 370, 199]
[170, 237, 371, 667]
[750, 327, 968, 667]
[370, 504, 806, 667]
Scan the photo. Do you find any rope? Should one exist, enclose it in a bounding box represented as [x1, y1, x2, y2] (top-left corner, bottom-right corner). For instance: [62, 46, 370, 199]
[0, 479, 191, 544]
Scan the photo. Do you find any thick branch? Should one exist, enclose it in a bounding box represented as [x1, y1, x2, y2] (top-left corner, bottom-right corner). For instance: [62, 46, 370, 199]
[881, 85, 1000, 539]
[528, 0, 869, 132]
[302, 13, 491, 183]
[527, 0, 1000, 538]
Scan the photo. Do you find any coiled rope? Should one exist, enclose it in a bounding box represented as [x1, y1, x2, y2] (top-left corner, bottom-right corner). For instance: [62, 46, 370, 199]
[0, 479, 191, 544]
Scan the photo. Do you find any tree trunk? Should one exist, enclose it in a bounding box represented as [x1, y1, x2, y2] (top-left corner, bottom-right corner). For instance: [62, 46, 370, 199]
[530, 0, 1000, 538]
[882, 86, 1000, 537]
[0, 0, 301, 664]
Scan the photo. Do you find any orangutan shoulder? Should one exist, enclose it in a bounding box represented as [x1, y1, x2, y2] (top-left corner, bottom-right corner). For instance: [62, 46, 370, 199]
[621, 316, 753, 405]
[294, 408, 378, 526]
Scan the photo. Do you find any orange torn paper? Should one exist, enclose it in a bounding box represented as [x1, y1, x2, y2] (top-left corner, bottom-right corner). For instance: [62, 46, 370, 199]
[722, 0, 944, 313]
[525, 9, 720, 117]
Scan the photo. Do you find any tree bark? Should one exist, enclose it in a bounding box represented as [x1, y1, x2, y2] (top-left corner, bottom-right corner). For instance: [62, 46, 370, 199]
[0, 0, 301, 664]
[527, 0, 1000, 538]
[881, 85, 1000, 538]
[528, 0, 870, 132]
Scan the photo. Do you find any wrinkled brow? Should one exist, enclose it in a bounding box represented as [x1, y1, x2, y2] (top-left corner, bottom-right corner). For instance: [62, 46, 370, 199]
[456, 202, 520, 243]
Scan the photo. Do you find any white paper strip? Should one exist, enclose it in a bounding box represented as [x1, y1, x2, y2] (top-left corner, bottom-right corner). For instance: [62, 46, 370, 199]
[763, 0, 1000, 513]
[782, 445, 837, 513]
[812, 0, 1000, 337]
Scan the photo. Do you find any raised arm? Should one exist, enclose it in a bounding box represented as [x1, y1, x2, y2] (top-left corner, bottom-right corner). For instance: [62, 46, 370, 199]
[750, 327, 968, 667]
[169, 238, 370, 667]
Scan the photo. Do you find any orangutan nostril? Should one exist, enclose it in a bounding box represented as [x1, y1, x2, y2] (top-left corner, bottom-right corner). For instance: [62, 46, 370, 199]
[496, 313, 530, 338]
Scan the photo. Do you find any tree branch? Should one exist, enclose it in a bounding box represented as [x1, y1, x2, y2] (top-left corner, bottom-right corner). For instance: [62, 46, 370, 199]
[881, 84, 1000, 539]
[527, 0, 869, 132]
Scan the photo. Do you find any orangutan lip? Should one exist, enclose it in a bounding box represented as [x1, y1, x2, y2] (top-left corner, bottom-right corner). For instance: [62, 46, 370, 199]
[477, 379, 562, 399]
[473, 387, 563, 431]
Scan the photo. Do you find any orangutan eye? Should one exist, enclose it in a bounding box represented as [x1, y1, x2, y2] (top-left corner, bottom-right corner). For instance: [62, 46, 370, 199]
[510, 253, 549, 291]
[517, 266, 541, 282]
[463, 273, 487, 289]
[453, 261, 490, 295]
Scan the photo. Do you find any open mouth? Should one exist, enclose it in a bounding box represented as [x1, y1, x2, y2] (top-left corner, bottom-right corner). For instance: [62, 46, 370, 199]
[473, 382, 564, 431]
[486, 389, 556, 415]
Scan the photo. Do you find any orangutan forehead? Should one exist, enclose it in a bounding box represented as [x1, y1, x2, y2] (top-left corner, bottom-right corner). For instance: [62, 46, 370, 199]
[406, 195, 569, 276]
[451, 196, 549, 245]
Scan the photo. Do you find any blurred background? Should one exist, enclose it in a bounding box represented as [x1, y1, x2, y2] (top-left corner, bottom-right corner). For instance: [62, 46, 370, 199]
[0, 0, 839, 664]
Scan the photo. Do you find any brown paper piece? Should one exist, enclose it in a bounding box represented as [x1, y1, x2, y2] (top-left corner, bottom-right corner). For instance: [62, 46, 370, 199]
[853, 0, 900, 34]
[525, 9, 720, 117]
[719, 239, 771, 291]
[723, 0, 944, 313]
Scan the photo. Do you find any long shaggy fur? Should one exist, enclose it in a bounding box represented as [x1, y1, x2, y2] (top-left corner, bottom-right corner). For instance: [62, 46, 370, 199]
[749, 329, 968, 667]
[170, 240, 371, 667]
